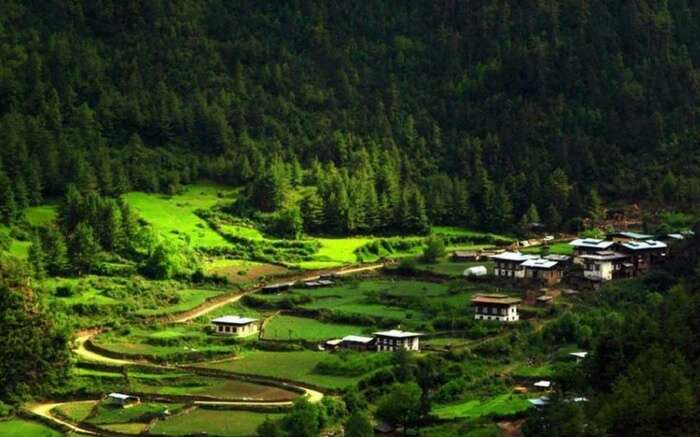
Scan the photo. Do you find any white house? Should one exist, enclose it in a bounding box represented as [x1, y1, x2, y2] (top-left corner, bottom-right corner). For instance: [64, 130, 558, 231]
[107, 393, 140, 408]
[580, 251, 631, 281]
[490, 252, 539, 279]
[471, 295, 521, 322]
[373, 330, 422, 352]
[211, 316, 259, 337]
[463, 265, 488, 277]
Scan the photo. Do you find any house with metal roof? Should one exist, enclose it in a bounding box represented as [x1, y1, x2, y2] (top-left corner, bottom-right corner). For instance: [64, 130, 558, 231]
[490, 252, 540, 279]
[569, 238, 616, 263]
[471, 294, 522, 322]
[580, 251, 632, 282]
[107, 393, 141, 408]
[521, 258, 564, 286]
[607, 231, 654, 243]
[373, 330, 422, 352]
[211, 316, 259, 337]
[616, 240, 668, 274]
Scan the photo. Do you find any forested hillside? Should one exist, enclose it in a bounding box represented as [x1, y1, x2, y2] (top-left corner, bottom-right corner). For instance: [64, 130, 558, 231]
[1, 0, 699, 234]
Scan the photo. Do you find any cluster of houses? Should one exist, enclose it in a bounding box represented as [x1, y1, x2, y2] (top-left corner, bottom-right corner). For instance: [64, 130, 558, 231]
[324, 329, 423, 352]
[484, 231, 680, 288]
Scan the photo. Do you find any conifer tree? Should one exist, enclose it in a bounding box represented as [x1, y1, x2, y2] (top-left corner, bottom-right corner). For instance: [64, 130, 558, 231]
[0, 172, 17, 224]
[69, 222, 99, 274]
[43, 227, 68, 276]
[27, 232, 46, 278]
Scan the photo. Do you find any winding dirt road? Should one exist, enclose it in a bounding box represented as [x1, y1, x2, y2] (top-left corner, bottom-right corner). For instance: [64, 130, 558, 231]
[26, 400, 98, 435]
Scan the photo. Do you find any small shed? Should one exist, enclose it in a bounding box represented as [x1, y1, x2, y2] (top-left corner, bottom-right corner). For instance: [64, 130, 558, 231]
[534, 380, 552, 390]
[452, 251, 480, 262]
[536, 295, 554, 306]
[463, 265, 488, 277]
[107, 393, 140, 408]
[570, 351, 588, 363]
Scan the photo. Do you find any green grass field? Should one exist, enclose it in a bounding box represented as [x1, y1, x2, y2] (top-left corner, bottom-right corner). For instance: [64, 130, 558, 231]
[204, 258, 289, 283]
[522, 242, 573, 256]
[0, 420, 62, 437]
[262, 315, 368, 341]
[199, 350, 363, 389]
[88, 402, 180, 425]
[412, 259, 495, 277]
[134, 288, 226, 316]
[433, 394, 532, 419]
[25, 205, 58, 226]
[296, 236, 372, 269]
[53, 401, 98, 422]
[150, 408, 285, 437]
[124, 184, 235, 249]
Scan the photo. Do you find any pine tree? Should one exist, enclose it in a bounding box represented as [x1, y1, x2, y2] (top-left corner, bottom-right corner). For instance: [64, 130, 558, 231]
[545, 204, 562, 230]
[584, 188, 605, 220]
[26, 157, 43, 205]
[27, 232, 46, 278]
[58, 185, 84, 234]
[44, 227, 68, 276]
[300, 192, 325, 233]
[69, 222, 99, 275]
[0, 172, 17, 224]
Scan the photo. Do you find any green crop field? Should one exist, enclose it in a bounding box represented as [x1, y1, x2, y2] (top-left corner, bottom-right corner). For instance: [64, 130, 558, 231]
[124, 184, 235, 249]
[150, 408, 285, 437]
[199, 350, 364, 389]
[0, 420, 62, 437]
[433, 394, 532, 419]
[262, 315, 368, 341]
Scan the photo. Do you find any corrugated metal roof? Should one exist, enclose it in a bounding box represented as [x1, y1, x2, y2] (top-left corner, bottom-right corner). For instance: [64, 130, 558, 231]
[471, 295, 522, 305]
[490, 251, 539, 262]
[522, 258, 558, 269]
[342, 335, 374, 343]
[212, 315, 258, 325]
[569, 239, 615, 249]
[373, 329, 422, 338]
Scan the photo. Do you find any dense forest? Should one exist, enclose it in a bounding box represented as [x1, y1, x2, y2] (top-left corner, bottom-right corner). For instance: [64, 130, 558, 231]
[1, 0, 700, 235]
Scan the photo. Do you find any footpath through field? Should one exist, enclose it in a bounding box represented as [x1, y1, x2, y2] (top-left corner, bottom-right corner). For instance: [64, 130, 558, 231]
[26, 401, 98, 435]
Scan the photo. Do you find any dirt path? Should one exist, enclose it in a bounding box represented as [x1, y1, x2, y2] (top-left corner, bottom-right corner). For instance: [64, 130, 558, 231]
[172, 262, 385, 323]
[74, 334, 137, 366]
[26, 400, 98, 435]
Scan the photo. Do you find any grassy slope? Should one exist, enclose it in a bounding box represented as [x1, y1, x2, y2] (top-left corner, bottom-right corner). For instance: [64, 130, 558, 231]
[0, 420, 62, 437]
[134, 288, 226, 316]
[150, 408, 285, 437]
[53, 401, 98, 422]
[262, 315, 368, 341]
[199, 350, 361, 389]
[124, 184, 234, 249]
[433, 394, 532, 419]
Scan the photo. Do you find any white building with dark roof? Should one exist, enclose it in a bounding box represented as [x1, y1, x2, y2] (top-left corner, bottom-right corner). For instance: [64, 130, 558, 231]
[471, 295, 522, 322]
[570, 239, 616, 262]
[212, 316, 259, 337]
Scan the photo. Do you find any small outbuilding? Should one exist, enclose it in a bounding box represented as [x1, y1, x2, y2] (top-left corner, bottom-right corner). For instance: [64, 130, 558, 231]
[340, 335, 375, 351]
[533, 380, 552, 390]
[107, 393, 140, 408]
[262, 282, 295, 293]
[569, 351, 588, 363]
[463, 265, 488, 277]
[212, 316, 259, 337]
[452, 251, 480, 262]
[536, 295, 554, 306]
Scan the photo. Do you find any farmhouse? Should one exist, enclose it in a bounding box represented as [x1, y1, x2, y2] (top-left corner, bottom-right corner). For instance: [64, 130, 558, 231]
[211, 316, 259, 337]
[471, 294, 521, 322]
[452, 250, 480, 262]
[615, 240, 668, 273]
[490, 252, 539, 278]
[107, 393, 140, 408]
[569, 238, 616, 262]
[580, 251, 631, 282]
[521, 258, 563, 286]
[373, 330, 422, 352]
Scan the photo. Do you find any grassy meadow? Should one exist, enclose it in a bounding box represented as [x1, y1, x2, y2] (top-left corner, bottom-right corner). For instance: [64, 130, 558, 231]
[262, 315, 369, 341]
[150, 408, 285, 437]
[0, 420, 62, 437]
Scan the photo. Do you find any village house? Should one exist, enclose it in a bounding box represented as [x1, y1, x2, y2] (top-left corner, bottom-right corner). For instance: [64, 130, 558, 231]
[373, 330, 422, 352]
[615, 240, 668, 273]
[569, 238, 616, 262]
[339, 335, 375, 351]
[521, 258, 563, 286]
[491, 252, 539, 279]
[471, 294, 521, 322]
[211, 316, 259, 337]
[107, 393, 140, 408]
[580, 251, 631, 282]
